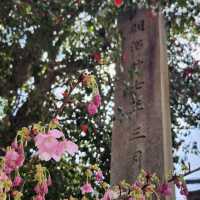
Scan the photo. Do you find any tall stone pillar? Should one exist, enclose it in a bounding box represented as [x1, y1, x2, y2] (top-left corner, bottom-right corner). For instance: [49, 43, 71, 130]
[111, 10, 173, 197]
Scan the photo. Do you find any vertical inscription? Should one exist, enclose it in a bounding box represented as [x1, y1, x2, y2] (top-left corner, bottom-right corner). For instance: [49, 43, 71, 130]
[127, 18, 147, 176]
[128, 81, 145, 113]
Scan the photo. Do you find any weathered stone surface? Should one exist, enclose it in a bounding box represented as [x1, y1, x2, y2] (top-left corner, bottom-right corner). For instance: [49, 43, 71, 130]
[111, 9, 173, 195]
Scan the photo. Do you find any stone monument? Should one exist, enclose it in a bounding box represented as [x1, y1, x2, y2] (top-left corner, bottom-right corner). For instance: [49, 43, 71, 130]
[111, 9, 173, 193]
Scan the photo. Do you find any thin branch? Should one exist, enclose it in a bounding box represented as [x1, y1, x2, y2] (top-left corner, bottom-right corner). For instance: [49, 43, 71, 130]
[183, 166, 200, 177]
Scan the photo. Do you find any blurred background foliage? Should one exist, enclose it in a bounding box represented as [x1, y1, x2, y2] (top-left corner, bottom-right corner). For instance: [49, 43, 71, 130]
[0, 0, 200, 199]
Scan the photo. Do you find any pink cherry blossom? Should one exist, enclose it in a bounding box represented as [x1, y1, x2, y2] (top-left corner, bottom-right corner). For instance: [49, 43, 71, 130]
[35, 133, 59, 161]
[4, 148, 24, 174]
[53, 140, 78, 161]
[158, 183, 172, 196]
[101, 190, 112, 200]
[64, 140, 78, 156]
[48, 129, 64, 138]
[34, 182, 48, 194]
[34, 194, 45, 200]
[81, 183, 94, 194]
[93, 94, 101, 108]
[16, 155, 24, 168]
[35, 130, 78, 161]
[0, 171, 8, 181]
[13, 176, 23, 187]
[87, 102, 98, 116]
[95, 170, 104, 182]
[53, 141, 66, 161]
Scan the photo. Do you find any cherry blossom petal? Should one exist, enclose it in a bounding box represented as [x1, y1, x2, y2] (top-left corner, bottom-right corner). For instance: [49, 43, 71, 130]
[64, 140, 78, 156]
[48, 129, 64, 138]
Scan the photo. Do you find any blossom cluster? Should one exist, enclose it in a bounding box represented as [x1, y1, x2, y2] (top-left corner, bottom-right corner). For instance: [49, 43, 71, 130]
[4, 143, 24, 174]
[33, 164, 52, 200]
[0, 141, 25, 200]
[100, 170, 172, 200]
[35, 129, 78, 161]
[80, 165, 107, 199]
[0, 119, 79, 200]
[99, 170, 187, 200]
[82, 74, 102, 116]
